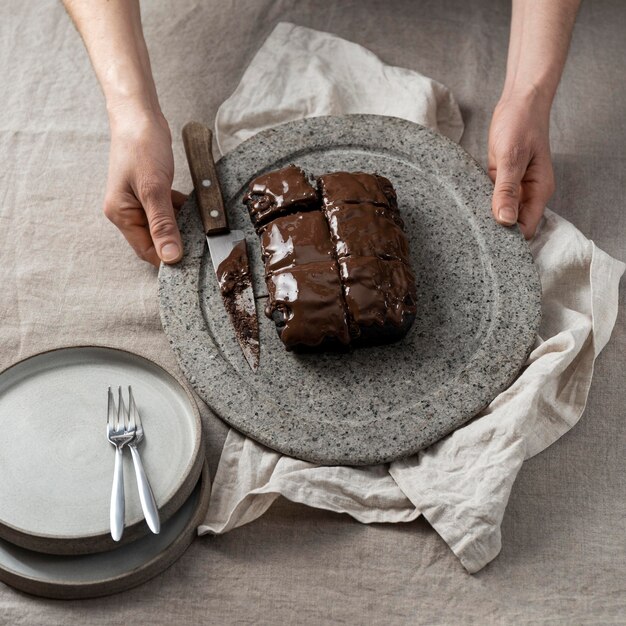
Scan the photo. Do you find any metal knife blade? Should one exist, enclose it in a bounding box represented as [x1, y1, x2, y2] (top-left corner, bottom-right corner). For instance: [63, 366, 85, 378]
[182, 121, 260, 371]
[207, 230, 245, 274]
[210, 230, 260, 371]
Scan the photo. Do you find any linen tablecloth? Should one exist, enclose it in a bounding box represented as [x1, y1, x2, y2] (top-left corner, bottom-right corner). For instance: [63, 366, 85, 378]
[1, 1, 625, 623]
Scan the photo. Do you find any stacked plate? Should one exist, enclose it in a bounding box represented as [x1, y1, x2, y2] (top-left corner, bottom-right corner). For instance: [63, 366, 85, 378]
[0, 346, 209, 599]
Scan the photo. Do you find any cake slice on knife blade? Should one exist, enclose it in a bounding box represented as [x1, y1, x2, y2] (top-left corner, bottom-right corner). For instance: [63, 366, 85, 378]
[182, 121, 260, 371]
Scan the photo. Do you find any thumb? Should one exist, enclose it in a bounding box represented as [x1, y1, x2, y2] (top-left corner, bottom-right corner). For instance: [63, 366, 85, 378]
[492, 161, 524, 226]
[142, 184, 183, 263]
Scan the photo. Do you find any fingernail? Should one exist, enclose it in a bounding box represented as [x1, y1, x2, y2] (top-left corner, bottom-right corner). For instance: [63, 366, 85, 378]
[161, 243, 180, 262]
[498, 207, 517, 224]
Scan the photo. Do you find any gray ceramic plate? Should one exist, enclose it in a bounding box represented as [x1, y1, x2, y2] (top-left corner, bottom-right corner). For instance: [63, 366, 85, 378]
[0, 346, 204, 554]
[0, 462, 210, 600]
[159, 115, 541, 466]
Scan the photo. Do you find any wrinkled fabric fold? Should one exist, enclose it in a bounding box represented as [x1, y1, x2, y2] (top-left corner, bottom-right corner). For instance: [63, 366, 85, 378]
[215, 22, 464, 156]
[202, 22, 625, 573]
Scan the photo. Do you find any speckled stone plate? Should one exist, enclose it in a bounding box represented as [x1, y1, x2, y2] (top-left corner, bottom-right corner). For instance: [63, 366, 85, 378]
[158, 115, 541, 466]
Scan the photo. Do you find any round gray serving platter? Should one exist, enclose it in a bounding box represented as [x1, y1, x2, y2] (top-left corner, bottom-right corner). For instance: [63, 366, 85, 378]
[158, 115, 541, 466]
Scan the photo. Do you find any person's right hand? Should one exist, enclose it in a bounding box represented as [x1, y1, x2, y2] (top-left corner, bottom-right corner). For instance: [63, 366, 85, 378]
[103, 108, 187, 266]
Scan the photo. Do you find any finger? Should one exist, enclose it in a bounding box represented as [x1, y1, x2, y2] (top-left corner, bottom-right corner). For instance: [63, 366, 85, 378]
[487, 152, 497, 184]
[120, 223, 160, 266]
[517, 201, 545, 240]
[140, 181, 184, 264]
[491, 156, 526, 227]
[171, 189, 187, 211]
[517, 180, 554, 240]
[103, 196, 161, 266]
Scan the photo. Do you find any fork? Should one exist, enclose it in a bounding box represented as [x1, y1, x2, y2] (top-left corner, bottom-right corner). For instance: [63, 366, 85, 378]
[126, 386, 160, 534]
[107, 386, 135, 541]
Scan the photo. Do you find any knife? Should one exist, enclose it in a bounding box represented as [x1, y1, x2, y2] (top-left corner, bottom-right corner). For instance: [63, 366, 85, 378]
[182, 121, 260, 371]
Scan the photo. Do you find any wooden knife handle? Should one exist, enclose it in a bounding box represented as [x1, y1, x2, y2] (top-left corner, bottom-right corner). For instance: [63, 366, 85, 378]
[182, 121, 229, 235]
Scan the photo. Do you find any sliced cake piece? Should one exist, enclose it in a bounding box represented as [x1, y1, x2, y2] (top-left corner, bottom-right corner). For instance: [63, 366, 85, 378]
[324, 202, 410, 263]
[339, 257, 417, 343]
[265, 262, 351, 349]
[317, 171, 390, 207]
[260, 211, 335, 273]
[318, 171, 405, 228]
[243, 164, 318, 232]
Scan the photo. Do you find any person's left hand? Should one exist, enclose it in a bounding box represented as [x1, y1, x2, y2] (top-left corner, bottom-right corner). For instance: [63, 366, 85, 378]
[488, 91, 555, 239]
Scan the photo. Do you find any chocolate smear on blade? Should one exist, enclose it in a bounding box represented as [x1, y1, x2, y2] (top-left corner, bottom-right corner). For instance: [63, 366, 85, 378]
[216, 239, 260, 370]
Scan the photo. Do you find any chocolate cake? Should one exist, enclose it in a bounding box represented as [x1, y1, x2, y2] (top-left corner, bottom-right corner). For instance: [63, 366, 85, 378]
[243, 165, 417, 350]
[243, 164, 319, 232]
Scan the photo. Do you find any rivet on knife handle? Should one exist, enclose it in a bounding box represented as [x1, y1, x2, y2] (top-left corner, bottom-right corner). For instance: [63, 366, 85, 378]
[182, 121, 229, 235]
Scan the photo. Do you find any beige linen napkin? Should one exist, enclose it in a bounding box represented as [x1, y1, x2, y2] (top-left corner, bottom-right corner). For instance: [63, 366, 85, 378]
[200, 22, 625, 573]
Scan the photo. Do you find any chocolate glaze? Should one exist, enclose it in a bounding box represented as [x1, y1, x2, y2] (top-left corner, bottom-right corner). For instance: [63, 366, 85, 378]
[339, 257, 417, 329]
[215, 239, 260, 361]
[318, 171, 416, 337]
[373, 174, 405, 228]
[243, 168, 417, 350]
[260, 212, 335, 273]
[325, 202, 410, 263]
[266, 262, 350, 348]
[319, 172, 404, 228]
[318, 171, 390, 207]
[216, 239, 250, 295]
[243, 164, 318, 231]
[375, 174, 399, 209]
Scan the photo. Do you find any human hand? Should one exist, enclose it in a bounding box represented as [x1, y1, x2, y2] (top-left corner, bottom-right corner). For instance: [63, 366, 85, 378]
[104, 109, 187, 266]
[488, 92, 555, 239]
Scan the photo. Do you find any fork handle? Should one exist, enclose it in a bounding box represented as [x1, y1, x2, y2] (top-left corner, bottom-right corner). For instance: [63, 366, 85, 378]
[129, 445, 160, 534]
[110, 446, 125, 541]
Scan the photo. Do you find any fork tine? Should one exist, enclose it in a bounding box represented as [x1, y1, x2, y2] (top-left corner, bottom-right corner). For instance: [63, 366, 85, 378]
[117, 386, 126, 431]
[107, 386, 116, 434]
[128, 385, 138, 432]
